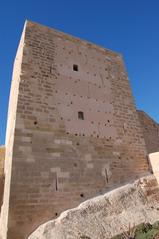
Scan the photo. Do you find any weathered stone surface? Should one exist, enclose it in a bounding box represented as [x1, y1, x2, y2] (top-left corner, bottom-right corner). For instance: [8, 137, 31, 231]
[29, 175, 159, 239]
[0, 147, 5, 176]
[0, 20, 152, 238]
[138, 110, 159, 154]
[0, 146, 5, 208]
[149, 152, 159, 184]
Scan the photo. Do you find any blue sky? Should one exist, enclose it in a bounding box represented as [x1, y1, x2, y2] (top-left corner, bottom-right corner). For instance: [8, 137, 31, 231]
[0, 0, 159, 145]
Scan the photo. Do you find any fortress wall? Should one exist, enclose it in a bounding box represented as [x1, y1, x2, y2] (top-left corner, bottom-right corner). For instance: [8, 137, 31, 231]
[0, 147, 5, 177]
[3, 21, 149, 239]
[0, 24, 26, 239]
[138, 110, 159, 154]
[0, 146, 5, 208]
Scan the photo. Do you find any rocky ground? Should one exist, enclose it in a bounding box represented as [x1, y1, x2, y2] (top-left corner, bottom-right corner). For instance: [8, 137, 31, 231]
[28, 175, 159, 239]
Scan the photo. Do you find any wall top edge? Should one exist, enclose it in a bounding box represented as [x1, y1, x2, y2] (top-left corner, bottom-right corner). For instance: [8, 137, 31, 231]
[24, 19, 122, 59]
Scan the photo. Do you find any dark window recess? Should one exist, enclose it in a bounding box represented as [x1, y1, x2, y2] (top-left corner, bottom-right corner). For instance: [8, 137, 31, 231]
[73, 64, 79, 71]
[78, 111, 84, 120]
[80, 193, 84, 198]
[55, 174, 58, 191]
[105, 168, 109, 184]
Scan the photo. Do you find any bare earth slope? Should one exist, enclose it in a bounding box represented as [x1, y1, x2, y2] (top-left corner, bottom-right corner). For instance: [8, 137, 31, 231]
[29, 175, 159, 239]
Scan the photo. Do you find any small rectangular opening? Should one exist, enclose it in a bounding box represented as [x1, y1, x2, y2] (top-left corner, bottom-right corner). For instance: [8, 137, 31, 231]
[78, 111, 84, 120]
[55, 174, 58, 191]
[73, 64, 78, 71]
[105, 168, 109, 184]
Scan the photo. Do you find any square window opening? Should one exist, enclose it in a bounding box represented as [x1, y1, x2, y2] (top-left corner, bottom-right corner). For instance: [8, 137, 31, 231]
[73, 64, 79, 71]
[78, 111, 84, 120]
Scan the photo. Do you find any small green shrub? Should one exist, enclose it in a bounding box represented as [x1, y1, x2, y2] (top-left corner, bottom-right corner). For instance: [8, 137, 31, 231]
[113, 222, 159, 239]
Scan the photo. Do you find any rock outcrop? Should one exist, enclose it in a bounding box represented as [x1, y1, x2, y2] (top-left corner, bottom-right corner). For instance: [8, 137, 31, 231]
[29, 175, 159, 239]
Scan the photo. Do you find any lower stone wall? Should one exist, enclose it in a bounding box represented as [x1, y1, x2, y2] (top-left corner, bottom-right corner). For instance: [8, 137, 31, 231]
[0, 147, 5, 208]
[29, 174, 159, 239]
[138, 110, 159, 154]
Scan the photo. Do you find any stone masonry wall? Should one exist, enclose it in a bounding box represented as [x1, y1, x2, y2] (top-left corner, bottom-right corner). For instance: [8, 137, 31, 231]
[1, 21, 149, 239]
[0, 25, 26, 239]
[0, 147, 5, 177]
[0, 146, 5, 208]
[138, 110, 159, 154]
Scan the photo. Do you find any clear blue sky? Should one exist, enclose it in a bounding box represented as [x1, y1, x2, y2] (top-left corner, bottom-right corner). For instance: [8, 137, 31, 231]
[0, 0, 159, 145]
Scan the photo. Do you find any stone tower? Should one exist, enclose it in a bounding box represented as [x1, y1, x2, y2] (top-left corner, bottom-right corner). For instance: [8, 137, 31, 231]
[0, 21, 149, 239]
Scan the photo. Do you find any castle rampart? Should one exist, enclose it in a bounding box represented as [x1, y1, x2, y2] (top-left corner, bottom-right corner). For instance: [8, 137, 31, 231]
[0, 21, 150, 239]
